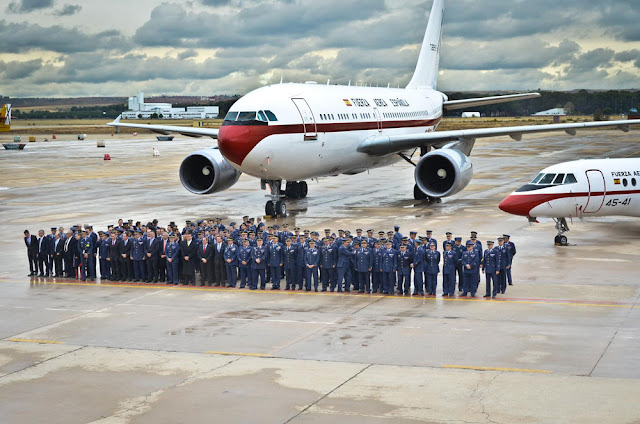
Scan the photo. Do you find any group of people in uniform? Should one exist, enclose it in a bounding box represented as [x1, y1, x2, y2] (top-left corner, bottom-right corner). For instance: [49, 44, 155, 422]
[23, 216, 517, 298]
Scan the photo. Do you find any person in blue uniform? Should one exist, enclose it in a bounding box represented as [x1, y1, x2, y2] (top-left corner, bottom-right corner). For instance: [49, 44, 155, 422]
[461, 241, 480, 297]
[268, 235, 283, 290]
[425, 230, 437, 248]
[380, 241, 397, 295]
[503, 235, 516, 286]
[320, 237, 336, 292]
[425, 242, 440, 296]
[355, 239, 373, 293]
[304, 240, 320, 291]
[396, 243, 413, 295]
[371, 240, 383, 293]
[441, 242, 457, 297]
[130, 230, 146, 282]
[97, 231, 111, 280]
[412, 237, 426, 296]
[165, 233, 180, 285]
[350, 239, 359, 291]
[79, 229, 95, 281]
[392, 226, 403, 250]
[251, 238, 269, 290]
[481, 241, 498, 298]
[496, 237, 512, 294]
[295, 234, 308, 290]
[442, 232, 454, 250]
[335, 238, 354, 292]
[238, 238, 252, 288]
[283, 238, 298, 290]
[224, 237, 238, 288]
[453, 237, 465, 291]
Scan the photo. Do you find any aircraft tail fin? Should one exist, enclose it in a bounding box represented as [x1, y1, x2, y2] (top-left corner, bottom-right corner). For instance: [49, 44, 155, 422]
[406, 0, 445, 90]
[0, 104, 11, 132]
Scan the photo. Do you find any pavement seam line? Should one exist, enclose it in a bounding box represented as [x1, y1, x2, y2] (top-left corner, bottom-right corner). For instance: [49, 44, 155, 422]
[0, 345, 85, 382]
[282, 363, 372, 424]
[589, 328, 620, 377]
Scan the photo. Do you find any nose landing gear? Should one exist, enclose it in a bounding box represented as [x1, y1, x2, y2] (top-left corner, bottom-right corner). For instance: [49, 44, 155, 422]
[263, 180, 309, 217]
[553, 218, 570, 246]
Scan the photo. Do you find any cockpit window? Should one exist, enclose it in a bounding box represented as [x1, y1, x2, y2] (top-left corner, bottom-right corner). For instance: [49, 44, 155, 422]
[256, 111, 268, 122]
[553, 174, 565, 185]
[564, 174, 577, 184]
[539, 174, 556, 184]
[237, 112, 257, 122]
[224, 111, 238, 121]
[265, 110, 278, 121]
[531, 173, 545, 184]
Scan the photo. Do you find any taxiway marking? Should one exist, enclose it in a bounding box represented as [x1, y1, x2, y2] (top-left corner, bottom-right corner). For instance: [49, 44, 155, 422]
[443, 365, 552, 374]
[6, 338, 63, 345]
[205, 351, 272, 358]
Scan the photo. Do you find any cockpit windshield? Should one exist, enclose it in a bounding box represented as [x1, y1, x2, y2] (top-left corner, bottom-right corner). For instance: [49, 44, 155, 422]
[223, 110, 278, 126]
[517, 172, 578, 192]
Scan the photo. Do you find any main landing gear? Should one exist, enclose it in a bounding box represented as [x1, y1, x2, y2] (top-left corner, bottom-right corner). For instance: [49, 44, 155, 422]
[554, 217, 570, 246]
[413, 184, 441, 203]
[263, 180, 308, 217]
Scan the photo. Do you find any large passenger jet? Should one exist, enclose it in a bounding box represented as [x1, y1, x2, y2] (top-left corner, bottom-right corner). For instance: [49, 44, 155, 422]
[500, 159, 640, 245]
[0, 104, 10, 132]
[109, 0, 640, 217]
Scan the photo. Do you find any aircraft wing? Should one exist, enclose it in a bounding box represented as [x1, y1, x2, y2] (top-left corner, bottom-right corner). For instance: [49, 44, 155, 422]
[443, 93, 541, 111]
[107, 115, 218, 139]
[357, 119, 640, 156]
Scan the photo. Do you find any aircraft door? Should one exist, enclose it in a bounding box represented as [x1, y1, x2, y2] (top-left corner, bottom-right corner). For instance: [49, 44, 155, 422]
[373, 107, 382, 132]
[584, 170, 606, 213]
[291, 98, 317, 140]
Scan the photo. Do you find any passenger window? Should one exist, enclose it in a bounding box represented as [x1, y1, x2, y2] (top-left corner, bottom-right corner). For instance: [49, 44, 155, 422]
[623, 179, 628, 187]
[257, 111, 268, 122]
[237, 112, 257, 121]
[564, 174, 577, 184]
[265, 110, 278, 121]
[539, 174, 556, 184]
[633, 178, 637, 187]
[224, 111, 239, 121]
[553, 174, 565, 185]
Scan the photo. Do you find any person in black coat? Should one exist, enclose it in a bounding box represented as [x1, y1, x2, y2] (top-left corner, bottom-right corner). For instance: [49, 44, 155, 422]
[212, 235, 226, 286]
[24, 230, 38, 276]
[145, 229, 161, 283]
[198, 237, 214, 286]
[107, 232, 122, 281]
[119, 231, 133, 281]
[64, 230, 77, 278]
[36, 229, 52, 277]
[180, 231, 198, 285]
[53, 233, 65, 277]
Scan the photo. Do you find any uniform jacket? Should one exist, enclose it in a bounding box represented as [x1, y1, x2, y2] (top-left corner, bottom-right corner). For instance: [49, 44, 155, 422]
[224, 243, 239, 266]
[425, 250, 441, 274]
[131, 237, 146, 261]
[380, 248, 397, 272]
[304, 247, 320, 267]
[283, 245, 297, 269]
[355, 247, 373, 272]
[413, 246, 426, 273]
[337, 244, 355, 268]
[442, 249, 457, 274]
[320, 244, 336, 269]
[482, 248, 498, 274]
[268, 242, 283, 267]
[251, 245, 269, 269]
[238, 246, 252, 268]
[495, 245, 512, 270]
[165, 241, 180, 261]
[462, 250, 479, 273]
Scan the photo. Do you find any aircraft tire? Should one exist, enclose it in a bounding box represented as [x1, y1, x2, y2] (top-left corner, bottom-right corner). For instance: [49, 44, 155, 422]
[414, 184, 427, 200]
[275, 201, 287, 217]
[300, 181, 308, 198]
[265, 201, 276, 216]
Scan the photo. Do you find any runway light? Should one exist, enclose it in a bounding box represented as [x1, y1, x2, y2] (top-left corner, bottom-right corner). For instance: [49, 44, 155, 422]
[437, 169, 447, 179]
[202, 167, 211, 176]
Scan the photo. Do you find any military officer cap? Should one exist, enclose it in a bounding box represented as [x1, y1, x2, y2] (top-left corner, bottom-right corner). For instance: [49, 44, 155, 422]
[197, 220, 203, 225]
[81, 229, 87, 234]
[399, 244, 407, 248]
[324, 228, 331, 233]
[249, 217, 255, 222]
[243, 215, 249, 220]
[426, 230, 433, 233]
[273, 224, 279, 229]
[125, 231, 132, 236]
[354, 240, 360, 245]
[314, 231, 320, 236]
[401, 237, 408, 241]
[216, 217, 222, 220]
[387, 231, 394, 235]
[243, 238, 250, 243]
[97, 231, 104, 235]
[374, 240, 381, 245]
[286, 238, 293, 242]
[345, 230, 351, 235]
[455, 237, 462, 241]
[394, 225, 400, 230]
[487, 241, 494, 245]
[50, 227, 57, 231]
[428, 242, 436, 247]
[356, 228, 363, 232]
[70, 226, 77, 231]
[309, 240, 316, 244]
[367, 229, 373, 233]
[466, 241, 474, 246]
[471, 231, 478, 236]
[446, 232, 452, 236]
[169, 233, 176, 237]
[361, 239, 368, 245]
[241, 231, 248, 235]
[385, 240, 392, 245]
[248, 231, 255, 235]
[378, 231, 385, 235]
[304, 229, 310, 234]
[258, 222, 265, 228]
[342, 238, 350, 243]
[498, 237, 504, 241]
[346, 235, 353, 240]
[267, 226, 273, 230]
[134, 229, 140, 234]
[227, 237, 234, 242]
[299, 234, 307, 238]
[503, 234, 511, 238]
[419, 236, 426, 240]
[294, 227, 301, 231]
[338, 229, 345, 233]
[229, 222, 236, 226]
[185, 220, 191, 223]
[410, 231, 417, 235]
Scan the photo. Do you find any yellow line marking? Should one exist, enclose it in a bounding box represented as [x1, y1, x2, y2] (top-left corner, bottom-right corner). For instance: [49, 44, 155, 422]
[205, 351, 272, 358]
[7, 338, 63, 345]
[443, 365, 552, 374]
[2, 280, 636, 309]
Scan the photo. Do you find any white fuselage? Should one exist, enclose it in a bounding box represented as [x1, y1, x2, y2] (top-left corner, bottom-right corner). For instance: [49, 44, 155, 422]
[217, 83, 444, 181]
[500, 158, 640, 218]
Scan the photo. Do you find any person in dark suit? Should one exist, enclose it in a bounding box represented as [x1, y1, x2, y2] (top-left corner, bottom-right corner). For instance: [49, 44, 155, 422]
[198, 236, 214, 286]
[53, 233, 64, 277]
[180, 231, 198, 285]
[24, 230, 38, 276]
[145, 229, 161, 283]
[212, 235, 226, 286]
[119, 231, 133, 281]
[63, 230, 76, 277]
[36, 229, 51, 277]
[159, 232, 170, 282]
[107, 231, 122, 281]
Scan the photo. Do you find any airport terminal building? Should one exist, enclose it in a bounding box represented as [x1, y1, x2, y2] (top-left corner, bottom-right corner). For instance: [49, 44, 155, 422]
[121, 92, 219, 120]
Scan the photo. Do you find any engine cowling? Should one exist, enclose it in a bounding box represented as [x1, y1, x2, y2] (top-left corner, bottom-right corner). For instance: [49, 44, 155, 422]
[414, 149, 473, 198]
[179, 147, 242, 195]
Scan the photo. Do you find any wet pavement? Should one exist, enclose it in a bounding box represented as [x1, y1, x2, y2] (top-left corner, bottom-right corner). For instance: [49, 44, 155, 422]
[1, 129, 640, 423]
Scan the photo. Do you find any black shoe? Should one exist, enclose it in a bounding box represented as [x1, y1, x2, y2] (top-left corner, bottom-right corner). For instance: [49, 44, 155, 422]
[508, 283, 513, 286]
[321, 288, 327, 292]
[483, 294, 490, 298]
[315, 288, 319, 292]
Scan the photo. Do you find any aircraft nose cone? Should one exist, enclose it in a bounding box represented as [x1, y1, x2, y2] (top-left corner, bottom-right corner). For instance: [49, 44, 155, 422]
[499, 194, 533, 217]
[218, 125, 267, 167]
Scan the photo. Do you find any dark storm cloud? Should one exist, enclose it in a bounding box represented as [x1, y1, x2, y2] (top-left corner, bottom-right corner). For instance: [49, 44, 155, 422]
[0, 20, 130, 53]
[53, 4, 82, 16]
[0, 59, 43, 79]
[6, 0, 53, 13]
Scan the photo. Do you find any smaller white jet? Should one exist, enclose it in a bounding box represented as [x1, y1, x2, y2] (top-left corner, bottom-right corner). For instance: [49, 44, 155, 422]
[499, 158, 640, 245]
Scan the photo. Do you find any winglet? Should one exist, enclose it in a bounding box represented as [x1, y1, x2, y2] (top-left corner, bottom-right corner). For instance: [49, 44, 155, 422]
[406, 0, 445, 90]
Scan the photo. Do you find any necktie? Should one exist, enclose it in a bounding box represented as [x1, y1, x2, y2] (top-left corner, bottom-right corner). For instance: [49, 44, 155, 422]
[203, 245, 206, 254]
[113, 240, 115, 246]
[27, 238, 30, 245]
[163, 241, 166, 253]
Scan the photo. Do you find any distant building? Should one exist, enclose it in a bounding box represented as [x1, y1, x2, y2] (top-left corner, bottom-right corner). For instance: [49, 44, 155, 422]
[532, 108, 566, 116]
[461, 112, 481, 118]
[121, 92, 219, 120]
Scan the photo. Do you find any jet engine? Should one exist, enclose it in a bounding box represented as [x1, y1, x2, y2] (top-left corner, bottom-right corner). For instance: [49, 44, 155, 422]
[414, 148, 473, 198]
[179, 147, 242, 195]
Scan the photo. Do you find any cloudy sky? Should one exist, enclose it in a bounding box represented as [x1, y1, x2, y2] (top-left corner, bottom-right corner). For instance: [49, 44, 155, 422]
[1, 0, 639, 98]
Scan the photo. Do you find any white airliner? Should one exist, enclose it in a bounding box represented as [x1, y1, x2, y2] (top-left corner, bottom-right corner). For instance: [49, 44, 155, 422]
[499, 158, 640, 245]
[109, 0, 640, 217]
[0, 104, 10, 132]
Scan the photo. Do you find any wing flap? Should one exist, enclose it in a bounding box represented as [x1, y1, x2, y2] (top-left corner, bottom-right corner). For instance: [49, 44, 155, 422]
[443, 93, 541, 111]
[358, 119, 640, 156]
[107, 118, 219, 139]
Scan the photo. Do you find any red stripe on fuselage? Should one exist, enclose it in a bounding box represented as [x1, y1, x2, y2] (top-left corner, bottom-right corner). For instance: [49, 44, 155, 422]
[217, 117, 442, 166]
[499, 189, 640, 216]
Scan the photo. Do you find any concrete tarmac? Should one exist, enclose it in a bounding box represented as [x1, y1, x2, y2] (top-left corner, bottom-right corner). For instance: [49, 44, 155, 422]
[1, 129, 640, 423]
